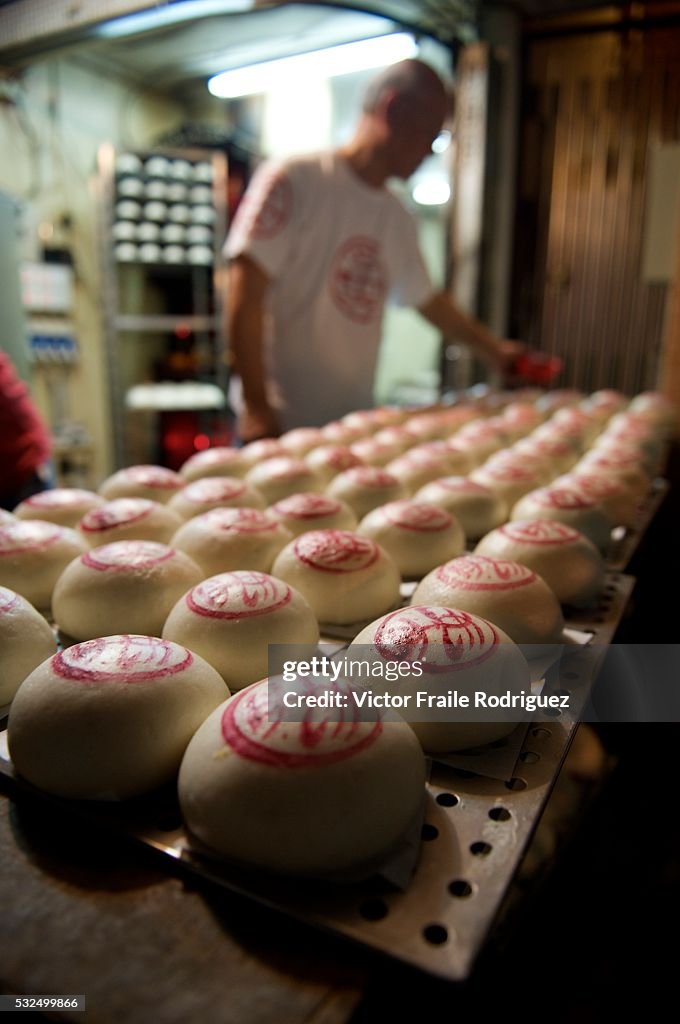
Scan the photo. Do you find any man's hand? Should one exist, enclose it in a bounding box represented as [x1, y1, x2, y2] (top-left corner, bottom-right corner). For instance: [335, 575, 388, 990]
[496, 339, 526, 374]
[238, 403, 281, 443]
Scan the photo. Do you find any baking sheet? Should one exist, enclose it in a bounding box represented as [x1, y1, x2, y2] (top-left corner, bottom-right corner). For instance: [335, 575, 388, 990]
[0, 573, 635, 981]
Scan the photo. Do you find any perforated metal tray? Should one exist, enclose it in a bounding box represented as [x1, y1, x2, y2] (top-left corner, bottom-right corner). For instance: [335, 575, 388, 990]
[0, 573, 635, 981]
[606, 478, 668, 571]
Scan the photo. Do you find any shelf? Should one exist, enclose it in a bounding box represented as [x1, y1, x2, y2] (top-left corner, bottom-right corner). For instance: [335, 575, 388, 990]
[114, 314, 219, 333]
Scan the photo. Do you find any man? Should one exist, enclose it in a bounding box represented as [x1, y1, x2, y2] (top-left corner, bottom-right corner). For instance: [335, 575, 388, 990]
[225, 58, 521, 441]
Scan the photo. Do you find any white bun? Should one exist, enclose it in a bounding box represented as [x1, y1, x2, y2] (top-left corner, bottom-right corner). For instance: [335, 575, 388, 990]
[474, 519, 605, 608]
[237, 438, 286, 469]
[178, 679, 426, 874]
[557, 472, 638, 529]
[245, 457, 323, 505]
[271, 530, 400, 625]
[510, 485, 612, 553]
[0, 587, 58, 704]
[305, 444, 364, 483]
[412, 555, 564, 647]
[180, 447, 246, 482]
[52, 541, 203, 641]
[8, 635, 228, 800]
[279, 427, 325, 456]
[351, 605, 529, 753]
[326, 467, 406, 518]
[171, 507, 292, 574]
[168, 477, 265, 519]
[98, 465, 183, 503]
[470, 462, 545, 509]
[385, 446, 467, 494]
[13, 488, 104, 528]
[163, 571, 319, 690]
[0, 520, 86, 610]
[357, 500, 465, 578]
[414, 477, 506, 540]
[78, 498, 183, 547]
[269, 493, 357, 537]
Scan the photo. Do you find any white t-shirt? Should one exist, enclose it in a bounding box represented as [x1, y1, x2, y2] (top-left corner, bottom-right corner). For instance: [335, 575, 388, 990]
[225, 151, 434, 429]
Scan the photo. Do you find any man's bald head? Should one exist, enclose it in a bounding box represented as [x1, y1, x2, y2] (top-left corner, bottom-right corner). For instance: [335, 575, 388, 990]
[341, 57, 452, 185]
[362, 59, 450, 118]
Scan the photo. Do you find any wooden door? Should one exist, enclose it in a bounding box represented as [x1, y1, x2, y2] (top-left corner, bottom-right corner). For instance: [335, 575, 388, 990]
[512, 25, 680, 394]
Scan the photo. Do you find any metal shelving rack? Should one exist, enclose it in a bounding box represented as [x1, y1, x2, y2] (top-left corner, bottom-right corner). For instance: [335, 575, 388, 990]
[95, 143, 229, 469]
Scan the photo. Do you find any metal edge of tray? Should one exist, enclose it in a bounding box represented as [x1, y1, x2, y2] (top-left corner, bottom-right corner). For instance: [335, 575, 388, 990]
[606, 478, 669, 572]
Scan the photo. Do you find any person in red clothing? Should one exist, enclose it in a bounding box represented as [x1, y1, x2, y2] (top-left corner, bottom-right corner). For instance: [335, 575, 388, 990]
[0, 350, 52, 510]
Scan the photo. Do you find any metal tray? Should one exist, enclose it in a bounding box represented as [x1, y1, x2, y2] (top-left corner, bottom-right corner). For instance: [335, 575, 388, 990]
[606, 478, 668, 571]
[0, 572, 635, 982]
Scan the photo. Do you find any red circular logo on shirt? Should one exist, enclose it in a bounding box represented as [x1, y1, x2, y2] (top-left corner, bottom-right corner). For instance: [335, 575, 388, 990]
[246, 171, 292, 239]
[330, 236, 386, 324]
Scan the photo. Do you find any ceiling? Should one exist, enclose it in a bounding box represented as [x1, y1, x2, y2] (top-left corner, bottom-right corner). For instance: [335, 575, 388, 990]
[0, 0, 632, 92]
[0, 1, 476, 72]
[72, 7, 425, 91]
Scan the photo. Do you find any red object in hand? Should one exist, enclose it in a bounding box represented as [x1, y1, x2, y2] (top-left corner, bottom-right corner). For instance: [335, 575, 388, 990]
[507, 351, 563, 386]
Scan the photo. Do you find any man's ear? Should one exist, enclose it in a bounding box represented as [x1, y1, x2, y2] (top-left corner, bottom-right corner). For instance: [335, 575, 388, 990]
[378, 88, 403, 130]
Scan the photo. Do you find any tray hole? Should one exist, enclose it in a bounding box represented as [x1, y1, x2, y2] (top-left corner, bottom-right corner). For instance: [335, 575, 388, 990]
[543, 707, 562, 718]
[421, 823, 439, 841]
[436, 792, 459, 808]
[359, 898, 389, 922]
[505, 777, 528, 791]
[563, 671, 580, 681]
[488, 806, 511, 822]
[531, 727, 551, 739]
[423, 924, 449, 945]
[449, 880, 473, 898]
[519, 751, 540, 765]
[470, 841, 492, 857]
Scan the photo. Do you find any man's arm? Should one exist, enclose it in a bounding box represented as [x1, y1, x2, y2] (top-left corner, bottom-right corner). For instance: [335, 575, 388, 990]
[417, 291, 523, 372]
[227, 254, 281, 441]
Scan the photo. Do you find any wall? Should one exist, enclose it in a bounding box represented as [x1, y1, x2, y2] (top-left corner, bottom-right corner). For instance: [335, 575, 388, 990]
[0, 55, 183, 482]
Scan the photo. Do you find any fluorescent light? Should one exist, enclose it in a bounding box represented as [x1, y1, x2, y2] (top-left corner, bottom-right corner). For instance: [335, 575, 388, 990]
[97, 0, 252, 39]
[412, 178, 451, 206]
[208, 32, 418, 99]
